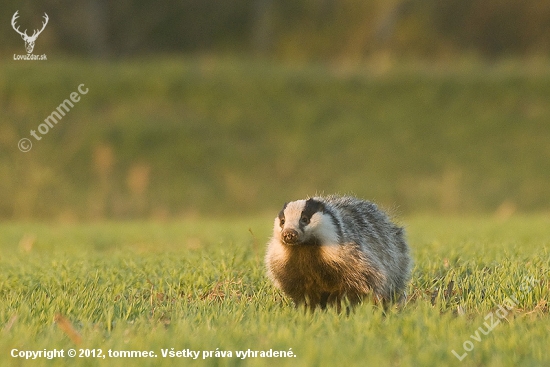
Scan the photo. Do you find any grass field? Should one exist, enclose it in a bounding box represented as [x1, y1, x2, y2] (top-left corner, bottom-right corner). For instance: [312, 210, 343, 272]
[1, 215, 549, 366]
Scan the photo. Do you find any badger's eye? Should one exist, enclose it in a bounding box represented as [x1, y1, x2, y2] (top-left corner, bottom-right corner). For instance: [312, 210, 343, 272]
[279, 218, 285, 227]
[300, 216, 310, 225]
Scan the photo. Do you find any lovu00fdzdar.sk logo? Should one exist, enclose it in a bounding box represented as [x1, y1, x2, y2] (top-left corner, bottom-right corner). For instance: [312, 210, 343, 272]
[12, 10, 48, 61]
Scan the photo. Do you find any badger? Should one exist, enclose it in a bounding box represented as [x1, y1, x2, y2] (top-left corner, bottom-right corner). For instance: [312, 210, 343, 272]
[265, 195, 411, 311]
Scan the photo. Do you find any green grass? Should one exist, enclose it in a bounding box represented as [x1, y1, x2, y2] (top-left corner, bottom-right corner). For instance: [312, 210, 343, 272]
[1, 215, 550, 366]
[2, 56, 550, 365]
[2, 57, 550, 219]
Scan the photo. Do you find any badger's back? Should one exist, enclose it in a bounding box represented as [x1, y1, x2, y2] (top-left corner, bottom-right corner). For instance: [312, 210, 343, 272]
[319, 195, 411, 300]
[265, 195, 412, 311]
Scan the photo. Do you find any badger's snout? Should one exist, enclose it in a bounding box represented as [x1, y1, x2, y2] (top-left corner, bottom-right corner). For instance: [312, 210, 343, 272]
[281, 228, 299, 244]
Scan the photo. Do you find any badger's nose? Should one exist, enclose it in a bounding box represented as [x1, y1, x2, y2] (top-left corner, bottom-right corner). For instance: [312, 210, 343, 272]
[282, 229, 299, 244]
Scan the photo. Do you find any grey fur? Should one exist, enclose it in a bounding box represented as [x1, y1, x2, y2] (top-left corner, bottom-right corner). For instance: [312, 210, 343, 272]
[265, 195, 412, 311]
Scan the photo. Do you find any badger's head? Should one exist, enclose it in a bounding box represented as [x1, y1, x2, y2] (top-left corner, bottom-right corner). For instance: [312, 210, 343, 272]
[275, 198, 341, 246]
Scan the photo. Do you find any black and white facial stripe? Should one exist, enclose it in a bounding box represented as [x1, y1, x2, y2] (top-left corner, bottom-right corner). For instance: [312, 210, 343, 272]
[299, 199, 325, 230]
[277, 198, 342, 246]
[278, 202, 288, 227]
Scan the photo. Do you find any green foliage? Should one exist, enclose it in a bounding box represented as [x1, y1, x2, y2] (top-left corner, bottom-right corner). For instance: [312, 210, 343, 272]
[2, 58, 550, 219]
[1, 216, 549, 366]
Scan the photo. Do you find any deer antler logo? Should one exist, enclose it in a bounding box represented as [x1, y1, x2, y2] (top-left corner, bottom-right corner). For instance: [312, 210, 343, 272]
[11, 10, 49, 54]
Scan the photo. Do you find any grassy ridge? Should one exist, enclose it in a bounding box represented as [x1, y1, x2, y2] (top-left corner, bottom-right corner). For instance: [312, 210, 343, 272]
[1, 216, 549, 366]
[2, 58, 550, 219]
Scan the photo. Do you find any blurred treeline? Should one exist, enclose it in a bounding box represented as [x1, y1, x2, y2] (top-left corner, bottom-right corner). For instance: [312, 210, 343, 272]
[3, 0, 550, 59]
